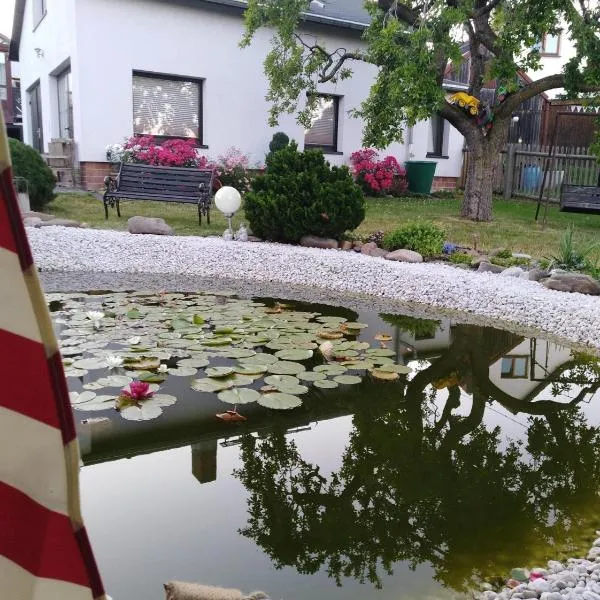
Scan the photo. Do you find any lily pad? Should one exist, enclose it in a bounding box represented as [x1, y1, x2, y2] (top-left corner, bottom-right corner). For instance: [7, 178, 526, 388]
[234, 364, 268, 376]
[258, 393, 303, 410]
[370, 368, 400, 381]
[191, 378, 234, 393]
[239, 353, 279, 365]
[167, 366, 198, 377]
[365, 349, 396, 357]
[316, 329, 344, 340]
[377, 364, 412, 374]
[340, 360, 374, 370]
[69, 391, 97, 404]
[297, 371, 327, 382]
[313, 379, 339, 389]
[94, 375, 134, 387]
[264, 375, 301, 387]
[72, 358, 107, 370]
[274, 349, 314, 361]
[267, 361, 306, 375]
[223, 348, 257, 359]
[333, 375, 362, 385]
[205, 366, 235, 378]
[73, 396, 116, 411]
[177, 357, 210, 368]
[64, 368, 88, 378]
[201, 337, 233, 347]
[314, 364, 347, 375]
[218, 388, 260, 405]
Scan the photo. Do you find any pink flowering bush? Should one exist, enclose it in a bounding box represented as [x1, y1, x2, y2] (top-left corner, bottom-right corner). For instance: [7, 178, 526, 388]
[350, 148, 408, 196]
[214, 147, 257, 193]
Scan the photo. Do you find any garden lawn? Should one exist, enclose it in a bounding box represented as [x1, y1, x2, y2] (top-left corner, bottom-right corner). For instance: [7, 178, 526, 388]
[46, 192, 600, 258]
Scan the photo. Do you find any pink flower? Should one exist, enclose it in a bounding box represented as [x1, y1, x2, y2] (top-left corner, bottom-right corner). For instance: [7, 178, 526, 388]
[121, 381, 154, 401]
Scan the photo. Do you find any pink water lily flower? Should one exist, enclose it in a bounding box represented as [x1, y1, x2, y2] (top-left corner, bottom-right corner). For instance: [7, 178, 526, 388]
[121, 381, 154, 401]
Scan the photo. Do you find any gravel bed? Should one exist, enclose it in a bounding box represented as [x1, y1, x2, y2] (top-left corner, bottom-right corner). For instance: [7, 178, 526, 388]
[27, 227, 600, 350]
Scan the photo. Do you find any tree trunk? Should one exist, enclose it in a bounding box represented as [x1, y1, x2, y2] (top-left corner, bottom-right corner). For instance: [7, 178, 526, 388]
[461, 120, 509, 222]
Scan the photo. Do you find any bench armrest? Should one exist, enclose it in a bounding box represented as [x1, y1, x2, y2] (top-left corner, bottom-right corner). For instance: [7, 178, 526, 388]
[104, 174, 118, 193]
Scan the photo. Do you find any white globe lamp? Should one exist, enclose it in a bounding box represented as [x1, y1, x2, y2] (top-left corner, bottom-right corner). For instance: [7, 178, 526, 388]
[214, 186, 242, 239]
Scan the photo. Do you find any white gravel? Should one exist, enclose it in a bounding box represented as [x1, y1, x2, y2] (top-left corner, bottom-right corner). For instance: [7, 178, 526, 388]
[27, 227, 600, 350]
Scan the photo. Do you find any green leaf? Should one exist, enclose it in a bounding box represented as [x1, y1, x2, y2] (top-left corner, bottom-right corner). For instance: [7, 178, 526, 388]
[218, 388, 260, 405]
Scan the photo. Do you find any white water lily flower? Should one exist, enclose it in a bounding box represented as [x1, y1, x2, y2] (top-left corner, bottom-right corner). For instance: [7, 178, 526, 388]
[157, 364, 168, 374]
[128, 336, 141, 345]
[105, 355, 124, 369]
[86, 310, 105, 329]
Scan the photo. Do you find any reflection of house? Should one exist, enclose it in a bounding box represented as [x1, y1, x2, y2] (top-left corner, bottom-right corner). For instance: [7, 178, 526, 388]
[9, 0, 464, 190]
[396, 319, 452, 358]
[489, 339, 572, 401]
[0, 32, 22, 141]
[191, 440, 218, 485]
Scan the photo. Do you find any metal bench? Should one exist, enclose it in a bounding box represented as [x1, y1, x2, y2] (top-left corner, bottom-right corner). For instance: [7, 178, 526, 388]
[103, 162, 215, 224]
[560, 184, 600, 214]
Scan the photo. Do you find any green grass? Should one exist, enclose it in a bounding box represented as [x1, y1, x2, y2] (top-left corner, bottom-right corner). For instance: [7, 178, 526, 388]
[45, 191, 600, 259]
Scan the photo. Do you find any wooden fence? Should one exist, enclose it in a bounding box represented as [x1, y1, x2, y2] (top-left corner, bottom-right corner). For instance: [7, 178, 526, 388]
[460, 144, 600, 202]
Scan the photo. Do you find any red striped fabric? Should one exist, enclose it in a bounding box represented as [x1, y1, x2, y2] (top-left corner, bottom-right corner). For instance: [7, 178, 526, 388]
[0, 115, 107, 598]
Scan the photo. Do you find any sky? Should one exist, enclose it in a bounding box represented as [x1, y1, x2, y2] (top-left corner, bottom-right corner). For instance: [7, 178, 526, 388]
[0, 0, 16, 38]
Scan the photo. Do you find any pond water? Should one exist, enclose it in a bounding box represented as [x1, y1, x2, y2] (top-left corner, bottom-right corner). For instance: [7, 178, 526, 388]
[49, 291, 600, 600]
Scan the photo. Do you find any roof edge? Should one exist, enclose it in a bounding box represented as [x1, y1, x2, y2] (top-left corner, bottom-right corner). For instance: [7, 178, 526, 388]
[9, 0, 25, 61]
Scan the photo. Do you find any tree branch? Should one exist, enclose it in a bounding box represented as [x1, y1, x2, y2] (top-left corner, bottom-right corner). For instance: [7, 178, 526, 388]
[377, 0, 421, 27]
[473, 0, 504, 18]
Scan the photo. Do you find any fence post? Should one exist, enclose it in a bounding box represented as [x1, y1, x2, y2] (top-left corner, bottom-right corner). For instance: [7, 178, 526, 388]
[504, 143, 516, 200]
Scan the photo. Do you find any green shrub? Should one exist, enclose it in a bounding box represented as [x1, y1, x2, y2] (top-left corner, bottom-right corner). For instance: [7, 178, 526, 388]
[494, 248, 512, 259]
[244, 142, 365, 243]
[382, 221, 445, 257]
[546, 224, 599, 272]
[268, 132, 290, 155]
[9, 138, 56, 210]
[449, 252, 473, 265]
[380, 314, 440, 338]
[490, 256, 530, 267]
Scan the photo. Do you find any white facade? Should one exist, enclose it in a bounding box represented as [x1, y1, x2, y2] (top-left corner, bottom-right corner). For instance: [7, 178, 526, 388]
[14, 0, 464, 179]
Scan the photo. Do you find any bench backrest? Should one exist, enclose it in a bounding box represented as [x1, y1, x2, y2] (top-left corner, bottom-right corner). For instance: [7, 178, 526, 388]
[561, 184, 600, 209]
[117, 163, 214, 200]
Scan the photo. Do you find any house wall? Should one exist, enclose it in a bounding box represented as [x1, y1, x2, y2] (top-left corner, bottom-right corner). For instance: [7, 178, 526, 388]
[17, 0, 78, 151]
[64, 0, 462, 188]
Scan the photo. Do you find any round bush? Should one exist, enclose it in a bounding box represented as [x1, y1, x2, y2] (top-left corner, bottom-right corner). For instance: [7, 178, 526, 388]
[383, 221, 445, 257]
[244, 142, 365, 243]
[9, 138, 56, 210]
[268, 132, 290, 154]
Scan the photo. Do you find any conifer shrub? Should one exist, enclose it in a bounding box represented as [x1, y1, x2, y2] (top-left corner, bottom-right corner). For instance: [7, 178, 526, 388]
[244, 142, 365, 243]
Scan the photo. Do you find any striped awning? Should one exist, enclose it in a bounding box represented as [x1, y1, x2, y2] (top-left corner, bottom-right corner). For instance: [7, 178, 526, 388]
[0, 113, 107, 598]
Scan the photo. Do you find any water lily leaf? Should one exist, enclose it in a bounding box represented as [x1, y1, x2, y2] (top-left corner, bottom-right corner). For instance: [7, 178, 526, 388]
[340, 360, 374, 370]
[374, 333, 393, 342]
[137, 371, 167, 383]
[273, 383, 310, 395]
[216, 410, 247, 422]
[223, 348, 256, 359]
[267, 361, 306, 375]
[167, 366, 198, 377]
[313, 379, 339, 389]
[191, 378, 234, 393]
[64, 368, 88, 378]
[201, 337, 233, 347]
[341, 322, 368, 331]
[157, 332, 182, 339]
[69, 391, 96, 404]
[378, 364, 412, 374]
[214, 326, 235, 335]
[274, 349, 314, 361]
[225, 373, 256, 387]
[72, 358, 107, 370]
[74, 396, 116, 411]
[258, 393, 303, 410]
[316, 316, 347, 324]
[264, 375, 300, 387]
[171, 318, 191, 330]
[365, 349, 396, 357]
[239, 353, 278, 365]
[297, 371, 327, 382]
[371, 357, 395, 365]
[177, 357, 209, 368]
[193, 314, 205, 325]
[234, 364, 268, 376]
[94, 375, 134, 387]
[333, 375, 362, 385]
[205, 366, 234, 378]
[127, 309, 143, 319]
[82, 381, 105, 390]
[61, 347, 85, 357]
[123, 357, 161, 371]
[120, 404, 163, 421]
[316, 329, 344, 340]
[218, 388, 260, 405]
[370, 368, 400, 381]
[314, 364, 347, 375]
[265, 341, 294, 351]
[152, 394, 177, 407]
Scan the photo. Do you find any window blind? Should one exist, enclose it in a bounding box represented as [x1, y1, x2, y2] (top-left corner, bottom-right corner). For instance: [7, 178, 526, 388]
[132, 74, 200, 138]
[305, 96, 336, 148]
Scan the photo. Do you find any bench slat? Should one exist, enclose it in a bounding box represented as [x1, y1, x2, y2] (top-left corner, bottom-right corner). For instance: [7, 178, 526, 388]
[560, 184, 600, 214]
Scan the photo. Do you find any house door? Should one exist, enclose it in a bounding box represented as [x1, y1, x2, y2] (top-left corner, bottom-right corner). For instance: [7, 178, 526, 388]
[29, 82, 44, 152]
[57, 68, 73, 139]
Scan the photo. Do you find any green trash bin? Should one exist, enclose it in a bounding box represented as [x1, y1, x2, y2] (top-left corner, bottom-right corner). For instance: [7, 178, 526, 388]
[405, 160, 437, 194]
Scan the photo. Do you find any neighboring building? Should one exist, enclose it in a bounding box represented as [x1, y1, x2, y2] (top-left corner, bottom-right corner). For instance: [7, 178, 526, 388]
[0, 33, 22, 141]
[9, 0, 464, 190]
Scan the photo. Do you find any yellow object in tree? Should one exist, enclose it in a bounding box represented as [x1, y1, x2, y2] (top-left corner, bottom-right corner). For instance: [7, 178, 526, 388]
[447, 92, 480, 116]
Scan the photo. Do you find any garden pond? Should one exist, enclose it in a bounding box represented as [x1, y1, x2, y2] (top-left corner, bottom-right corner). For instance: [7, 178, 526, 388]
[49, 290, 600, 600]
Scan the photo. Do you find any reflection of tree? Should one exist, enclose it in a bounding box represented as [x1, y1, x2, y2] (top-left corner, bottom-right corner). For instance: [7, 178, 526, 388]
[235, 325, 600, 592]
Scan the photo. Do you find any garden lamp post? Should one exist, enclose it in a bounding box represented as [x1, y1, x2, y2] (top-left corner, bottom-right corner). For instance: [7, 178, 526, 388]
[214, 186, 242, 240]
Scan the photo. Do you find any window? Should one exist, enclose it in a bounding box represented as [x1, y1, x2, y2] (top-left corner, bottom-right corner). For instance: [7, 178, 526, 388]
[56, 68, 73, 138]
[500, 356, 529, 379]
[132, 72, 203, 141]
[33, 0, 47, 28]
[427, 113, 448, 158]
[541, 33, 560, 56]
[0, 53, 6, 101]
[304, 94, 340, 152]
[12, 79, 22, 122]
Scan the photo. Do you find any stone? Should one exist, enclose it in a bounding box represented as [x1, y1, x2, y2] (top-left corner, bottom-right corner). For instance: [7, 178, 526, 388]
[542, 273, 600, 295]
[513, 253, 532, 260]
[500, 266, 526, 278]
[583, 592, 600, 600]
[512, 569, 531, 583]
[385, 249, 424, 263]
[541, 593, 565, 600]
[548, 562, 566, 574]
[481, 591, 498, 600]
[477, 262, 505, 274]
[471, 255, 490, 267]
[127, 216, 174, 236]
[353, 241, 363, 252]
[38, 218, 83, 228]
[589, 548, 600, 560]
[521, 590, 540, 598]
[247, 235, 262, 242]
[340, 240, 353, 251]
[529, 579, 552, 593]
[529, 268, 550, 282]
[533, 569, 550, 579]
[360, 242, 379, 256]
[22, 210, 55, 221]
[299, 235, 338, 250]
[506, 580, 523, 589]
[23, 216, 43, 228]
[370, 248, 390, 258]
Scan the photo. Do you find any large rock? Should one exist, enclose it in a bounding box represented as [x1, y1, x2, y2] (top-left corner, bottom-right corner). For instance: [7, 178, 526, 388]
[39, 218, 83, 228]
[528, 268, 550, 282]
[370, 248, 389, 258]
[340, 240, 353, 251]
[477, 262, 504, 274]
[385, 249, 424, 263]
[127, 216, 174, 236]
[23, 216, 43, 228]
[360, 242, 379, 256]
[22, 210, 55, 221]
[299, 235, 338, 250]
[500, 266, 526, 278]
[542, 272, 600, 295]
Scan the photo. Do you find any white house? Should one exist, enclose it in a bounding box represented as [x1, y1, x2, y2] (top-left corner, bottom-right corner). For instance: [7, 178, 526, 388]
[9, 0, 464, 190]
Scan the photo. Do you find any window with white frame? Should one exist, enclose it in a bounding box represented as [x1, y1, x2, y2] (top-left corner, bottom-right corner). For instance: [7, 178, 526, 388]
[427, 113, 449, 157]
[132, 72, 203, 141]
[500, 356, 529, 379]
[33, 0, 47, 28]
[541, 33, 560, 56]
[304, 94, 340, 152]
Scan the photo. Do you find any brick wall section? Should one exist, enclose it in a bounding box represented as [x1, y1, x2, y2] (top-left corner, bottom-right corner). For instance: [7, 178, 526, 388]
[431, 176, 459, 191]
[80, 162, 116, 191]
